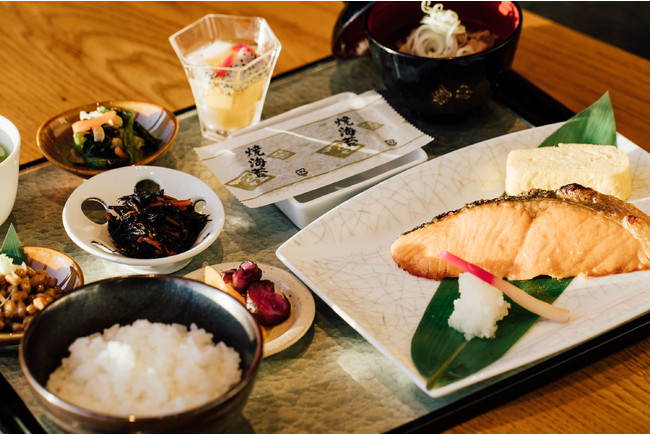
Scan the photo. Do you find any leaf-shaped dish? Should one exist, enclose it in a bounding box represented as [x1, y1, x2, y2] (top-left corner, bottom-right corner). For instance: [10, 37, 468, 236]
[412, 277, 570, 390]
[277, 123, 650, 397]
[1, 223, 26, 264]
[37, 100, 178, 178]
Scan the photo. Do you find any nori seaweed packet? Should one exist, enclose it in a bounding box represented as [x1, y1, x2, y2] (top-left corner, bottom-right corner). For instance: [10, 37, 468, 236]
[195, 91, 432, 208]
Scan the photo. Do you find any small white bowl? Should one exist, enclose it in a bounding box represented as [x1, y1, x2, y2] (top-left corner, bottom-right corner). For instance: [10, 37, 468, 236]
[0, 114, 20, 227]
[62, 166, 224, 274]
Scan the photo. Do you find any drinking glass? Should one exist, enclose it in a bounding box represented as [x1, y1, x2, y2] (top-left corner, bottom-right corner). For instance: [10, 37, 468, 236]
[170, 14, 281, 141]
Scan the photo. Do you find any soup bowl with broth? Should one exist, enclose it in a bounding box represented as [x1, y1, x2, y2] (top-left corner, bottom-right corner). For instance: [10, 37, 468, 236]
[0, 115, 20, 227]
[365, 1, 522, 117]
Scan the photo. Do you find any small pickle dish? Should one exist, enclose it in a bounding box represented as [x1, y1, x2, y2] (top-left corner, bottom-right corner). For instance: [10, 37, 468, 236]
[37, 100, 178, 178]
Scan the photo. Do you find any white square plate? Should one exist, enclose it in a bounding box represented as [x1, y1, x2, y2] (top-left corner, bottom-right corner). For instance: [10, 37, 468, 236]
[276, 123, 650, 397]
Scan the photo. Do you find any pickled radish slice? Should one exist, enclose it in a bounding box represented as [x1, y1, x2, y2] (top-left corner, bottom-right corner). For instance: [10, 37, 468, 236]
[440, 250, 571, 322]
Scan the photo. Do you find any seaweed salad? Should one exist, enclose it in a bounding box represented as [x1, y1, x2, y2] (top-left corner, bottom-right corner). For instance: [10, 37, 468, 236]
[107, 190, 209, 258]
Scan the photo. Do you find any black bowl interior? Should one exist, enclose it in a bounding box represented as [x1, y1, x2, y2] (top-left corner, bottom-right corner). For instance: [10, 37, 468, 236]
[21, 275, 261, 393]
[364, 1, 522, 117]
[367, 1, 521, 53]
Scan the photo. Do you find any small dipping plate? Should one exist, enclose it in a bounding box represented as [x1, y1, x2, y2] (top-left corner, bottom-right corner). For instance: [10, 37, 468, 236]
[186, 262, 315, 357]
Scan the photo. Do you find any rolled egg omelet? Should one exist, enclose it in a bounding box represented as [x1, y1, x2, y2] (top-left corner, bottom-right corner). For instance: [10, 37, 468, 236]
[505, 143, 631, 200]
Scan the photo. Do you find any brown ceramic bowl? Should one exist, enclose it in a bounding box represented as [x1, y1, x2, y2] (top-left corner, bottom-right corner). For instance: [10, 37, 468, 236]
[36, 100, 178, 178]
[19, 275, 263, 433]
[0, 246, 84, 345]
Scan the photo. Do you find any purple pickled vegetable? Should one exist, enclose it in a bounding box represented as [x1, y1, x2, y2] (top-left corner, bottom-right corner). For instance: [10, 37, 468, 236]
[221, 269, 236, 285]
[246, 280, 291, 326]
[221, 260, 292, 326]
[231, 261, 262, 292]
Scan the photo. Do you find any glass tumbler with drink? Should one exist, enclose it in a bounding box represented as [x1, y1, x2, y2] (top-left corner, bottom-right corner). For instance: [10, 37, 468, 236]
[170, 14, 281, 141]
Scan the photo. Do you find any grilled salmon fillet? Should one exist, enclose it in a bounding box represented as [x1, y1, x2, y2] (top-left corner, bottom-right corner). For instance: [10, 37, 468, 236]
[391, 184, 650, 280]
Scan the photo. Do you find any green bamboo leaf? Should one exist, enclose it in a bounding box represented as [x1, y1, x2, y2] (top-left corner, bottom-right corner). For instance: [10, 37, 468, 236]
[412, 277, 571, 389]
[1, 223, 26, 265]
[539, 92, 617, 147]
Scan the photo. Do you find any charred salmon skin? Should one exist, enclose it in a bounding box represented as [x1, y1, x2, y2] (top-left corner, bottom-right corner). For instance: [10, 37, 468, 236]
[391, 184, 650, 280]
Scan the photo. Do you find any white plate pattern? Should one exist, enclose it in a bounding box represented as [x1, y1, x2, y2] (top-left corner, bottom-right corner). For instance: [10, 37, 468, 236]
[276, 123, 650, 397]
[185, 262, 315, 357]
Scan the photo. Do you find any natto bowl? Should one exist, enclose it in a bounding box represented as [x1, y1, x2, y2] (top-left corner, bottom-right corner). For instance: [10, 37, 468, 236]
[19, 275, 263, 434]
[0, 245, 84, 346]
[37, 100, 178, 178]
[365, 1, 522, 118]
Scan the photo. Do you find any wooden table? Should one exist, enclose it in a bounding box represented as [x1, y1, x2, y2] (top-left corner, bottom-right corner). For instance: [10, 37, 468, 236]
[0, 2, 647, 433]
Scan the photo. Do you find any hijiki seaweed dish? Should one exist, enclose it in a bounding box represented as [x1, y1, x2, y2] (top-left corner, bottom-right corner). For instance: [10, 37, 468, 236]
[106, 190, 209, 258]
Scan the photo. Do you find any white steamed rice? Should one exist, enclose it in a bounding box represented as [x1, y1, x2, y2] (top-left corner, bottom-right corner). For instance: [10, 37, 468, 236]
[46, 319, 242, 417]
[448, 272, 511, 340]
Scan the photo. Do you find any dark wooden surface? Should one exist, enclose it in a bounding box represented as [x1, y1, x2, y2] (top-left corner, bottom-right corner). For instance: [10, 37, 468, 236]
[521, 1, 650, 60]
